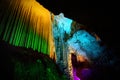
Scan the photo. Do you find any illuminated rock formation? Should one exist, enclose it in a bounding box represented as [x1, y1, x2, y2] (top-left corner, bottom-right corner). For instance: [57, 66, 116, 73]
[0, 0, 56, 60]
[52, 13, 114, 80]
[0, 0, 117, 80]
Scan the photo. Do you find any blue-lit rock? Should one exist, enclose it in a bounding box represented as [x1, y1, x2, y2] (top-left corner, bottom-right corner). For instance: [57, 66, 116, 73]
[53, 13, 105, 63]
[67, 30, 105, 60]
[53, 13, 72, 39]
[53, 13, 73, 79]
[52, 13, 113, 80]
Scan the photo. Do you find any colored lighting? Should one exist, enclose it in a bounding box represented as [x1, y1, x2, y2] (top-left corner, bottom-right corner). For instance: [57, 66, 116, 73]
[0, 0, 56, 59]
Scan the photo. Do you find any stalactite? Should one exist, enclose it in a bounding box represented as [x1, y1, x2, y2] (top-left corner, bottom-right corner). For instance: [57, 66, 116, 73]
[0, 0, 56, 59]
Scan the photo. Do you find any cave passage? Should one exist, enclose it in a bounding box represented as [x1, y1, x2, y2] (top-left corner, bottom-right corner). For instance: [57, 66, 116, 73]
[71, 54, 92, 80]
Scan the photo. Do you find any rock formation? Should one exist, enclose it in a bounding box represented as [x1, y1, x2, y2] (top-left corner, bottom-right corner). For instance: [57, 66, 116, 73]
[0, 0, 118, 80]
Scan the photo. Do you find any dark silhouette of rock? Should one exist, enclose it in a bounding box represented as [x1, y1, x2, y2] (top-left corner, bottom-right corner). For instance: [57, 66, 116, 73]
[0, 40, 67, 80]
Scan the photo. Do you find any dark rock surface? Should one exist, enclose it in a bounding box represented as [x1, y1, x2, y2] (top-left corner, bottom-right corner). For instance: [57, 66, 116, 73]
[0, 40, 67, 80]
